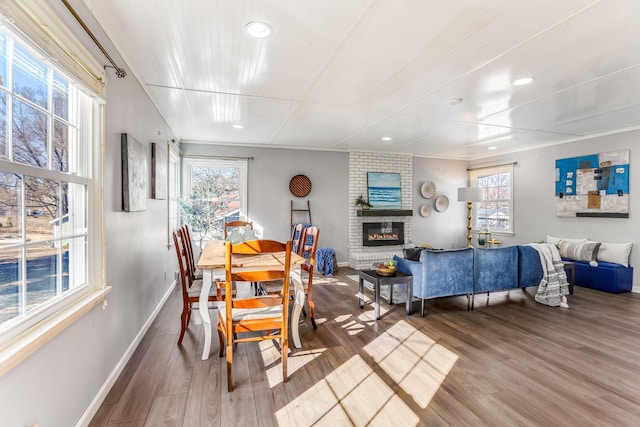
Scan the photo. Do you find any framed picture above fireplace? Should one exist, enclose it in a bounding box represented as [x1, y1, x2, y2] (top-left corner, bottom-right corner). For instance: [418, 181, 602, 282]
[367, 172, 401, 209]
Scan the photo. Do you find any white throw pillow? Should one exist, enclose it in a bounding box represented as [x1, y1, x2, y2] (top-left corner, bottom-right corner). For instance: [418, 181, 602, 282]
[592, 241, 633, 267]
[546, 235, 587, 246]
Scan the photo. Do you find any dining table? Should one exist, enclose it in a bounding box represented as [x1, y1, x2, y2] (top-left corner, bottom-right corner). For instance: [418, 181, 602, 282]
[196, 240, 306, 360]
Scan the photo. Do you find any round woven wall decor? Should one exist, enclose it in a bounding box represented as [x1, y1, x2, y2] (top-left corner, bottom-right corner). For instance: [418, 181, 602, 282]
[289, 174, 312, 197]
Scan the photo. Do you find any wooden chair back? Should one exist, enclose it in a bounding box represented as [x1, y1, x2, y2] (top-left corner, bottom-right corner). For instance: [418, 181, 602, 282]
[223, 220, 253, 239]
[300, 226, 320, 265]
[291, 223, 305, 255]
[180, 224, 198, 282]
[174, 228, 221, 345]
[173, 229, 191, 299]
[219, 239, 292, 391]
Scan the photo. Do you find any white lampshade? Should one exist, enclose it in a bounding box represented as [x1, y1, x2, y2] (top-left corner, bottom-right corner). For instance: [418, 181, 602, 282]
[457, 187, 483, 202]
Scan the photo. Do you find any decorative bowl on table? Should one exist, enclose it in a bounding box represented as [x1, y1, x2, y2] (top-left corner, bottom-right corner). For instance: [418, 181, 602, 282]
[374, 261, 397, 276]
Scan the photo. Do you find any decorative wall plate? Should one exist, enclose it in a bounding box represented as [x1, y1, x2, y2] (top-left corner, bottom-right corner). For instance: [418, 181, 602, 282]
[419, 204, 432, 217]
[434, 195, 449, 212]
[289, 174, 312, 197]
[420, 181, 436, 199]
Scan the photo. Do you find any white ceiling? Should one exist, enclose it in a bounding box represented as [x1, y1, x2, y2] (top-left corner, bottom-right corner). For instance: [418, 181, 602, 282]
[82, 0, 640, 160]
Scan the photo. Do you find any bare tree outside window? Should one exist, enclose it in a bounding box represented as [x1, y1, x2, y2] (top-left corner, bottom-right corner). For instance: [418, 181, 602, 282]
[0, 39, 80, 325]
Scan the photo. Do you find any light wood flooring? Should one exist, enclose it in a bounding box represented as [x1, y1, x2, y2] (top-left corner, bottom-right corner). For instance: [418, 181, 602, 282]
[90, 267, 640, 426]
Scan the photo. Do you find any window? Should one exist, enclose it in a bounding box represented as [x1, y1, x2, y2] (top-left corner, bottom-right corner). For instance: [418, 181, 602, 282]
[470, 165, 513, 234]
[168, 147, 180, 245]
[182, 158, 248, 242]
[0, 30, 103, 348]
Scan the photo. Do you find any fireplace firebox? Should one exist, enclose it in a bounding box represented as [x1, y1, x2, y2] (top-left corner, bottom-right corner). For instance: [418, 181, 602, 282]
[362, 222, 404, 247]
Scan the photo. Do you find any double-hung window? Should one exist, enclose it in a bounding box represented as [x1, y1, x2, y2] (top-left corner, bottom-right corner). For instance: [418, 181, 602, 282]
[181, 158, 248, 242]
[0, 23, 105, 372]
[470, 165, 514, 235]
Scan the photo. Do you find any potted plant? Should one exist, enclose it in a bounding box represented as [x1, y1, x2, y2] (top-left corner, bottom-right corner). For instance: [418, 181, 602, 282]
[355, 194, 373, 210]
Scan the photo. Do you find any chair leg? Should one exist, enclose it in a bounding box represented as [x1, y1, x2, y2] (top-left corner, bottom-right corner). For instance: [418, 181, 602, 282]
[178, 307, 189, 345]
[421, 298, 425, 317]
[226, 333, 234, 392]
[282, 336, 288, 383]
[308, 299, 317, 329]
[217, 320, 225, 358]
[186, 306, 192, 326]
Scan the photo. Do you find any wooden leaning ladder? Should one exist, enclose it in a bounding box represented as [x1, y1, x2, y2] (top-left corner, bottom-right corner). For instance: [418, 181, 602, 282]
[290, 200, 312, 228]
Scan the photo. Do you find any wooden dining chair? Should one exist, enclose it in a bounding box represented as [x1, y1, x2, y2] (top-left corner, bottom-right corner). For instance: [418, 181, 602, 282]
[173, 229, 220, 345]
[181, 224, 202, 282]
[264, 226, 320, 329]
[292, 226, 320, 329]
[223, 220, 254, 239]
[291, 223, 305, 255]
[217, 239, 292, 392]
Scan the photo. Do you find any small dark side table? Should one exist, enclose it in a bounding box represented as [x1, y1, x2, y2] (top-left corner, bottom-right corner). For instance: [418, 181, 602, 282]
[358, 270, 413, 320]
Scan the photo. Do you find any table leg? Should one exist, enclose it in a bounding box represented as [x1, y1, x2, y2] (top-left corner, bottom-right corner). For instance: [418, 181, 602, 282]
[375, 281, 381, 320]
[291, 283, 305, 348]
[405, 277, 413, 315]
[359, 277, 364, 308]
[200, 269, 213, 360]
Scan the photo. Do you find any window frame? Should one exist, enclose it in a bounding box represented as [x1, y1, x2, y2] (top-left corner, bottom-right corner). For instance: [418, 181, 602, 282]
[181, 157, 248, 241]
[470, 164, 514, 235]
[167, 146, 180, 247]
[0, 25, 107, 375]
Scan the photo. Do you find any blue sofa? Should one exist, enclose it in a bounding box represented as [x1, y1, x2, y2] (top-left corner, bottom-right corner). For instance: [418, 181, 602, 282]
[393, 248, 474, 316]
[394, 246, 544, 316]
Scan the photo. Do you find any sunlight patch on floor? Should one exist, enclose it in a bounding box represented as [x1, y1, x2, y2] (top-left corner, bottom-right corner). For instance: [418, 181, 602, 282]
[261, 339, 327, 388]
[275, 354, 419, 426]
[364, 320, 458, 409]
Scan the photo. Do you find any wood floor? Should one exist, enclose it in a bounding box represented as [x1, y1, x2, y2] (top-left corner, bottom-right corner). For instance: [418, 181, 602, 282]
[90, 267, 640, 426]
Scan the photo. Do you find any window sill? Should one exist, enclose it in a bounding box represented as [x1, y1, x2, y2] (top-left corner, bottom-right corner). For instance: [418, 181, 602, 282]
[0, 286, 112, 377]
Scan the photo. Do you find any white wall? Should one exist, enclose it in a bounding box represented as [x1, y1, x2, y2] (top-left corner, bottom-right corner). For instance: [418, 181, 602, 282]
[181, 144, 350, 263]
[412, 157, 471, 249]
[0, 1, 178, 425]
[469, 129, 640, 292]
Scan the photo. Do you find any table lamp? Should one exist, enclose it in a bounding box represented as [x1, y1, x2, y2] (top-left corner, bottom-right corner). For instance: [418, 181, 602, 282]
[457, 187, 483, 248]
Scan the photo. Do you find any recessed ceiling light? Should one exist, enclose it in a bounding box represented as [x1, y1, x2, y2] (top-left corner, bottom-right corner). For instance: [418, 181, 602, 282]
[513, 76, 534, 86]
[488, 146, 497, 150]
[232, 124, 244, 129]
[449, 97, 463, 105]
[245, 21, 272, 38]
[381, 136, 392, 141]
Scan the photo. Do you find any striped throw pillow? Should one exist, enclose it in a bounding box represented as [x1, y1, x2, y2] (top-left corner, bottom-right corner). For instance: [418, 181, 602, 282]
[559, 240, 601, 264]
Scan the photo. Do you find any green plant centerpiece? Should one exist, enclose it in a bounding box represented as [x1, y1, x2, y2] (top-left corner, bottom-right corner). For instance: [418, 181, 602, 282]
[355, 194, 373, 210]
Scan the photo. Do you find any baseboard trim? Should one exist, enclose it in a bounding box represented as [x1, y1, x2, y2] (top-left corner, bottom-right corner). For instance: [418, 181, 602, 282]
[75, 281, 176, 427]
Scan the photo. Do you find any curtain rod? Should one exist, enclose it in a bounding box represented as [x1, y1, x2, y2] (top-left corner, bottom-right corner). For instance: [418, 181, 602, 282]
[183, 155, 254, 161]
[467, 161, 518, 171]
[60, 0, 127, 78]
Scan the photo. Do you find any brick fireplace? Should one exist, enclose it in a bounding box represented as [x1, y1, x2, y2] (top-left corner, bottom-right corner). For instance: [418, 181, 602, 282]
[349, 152, 413, 269]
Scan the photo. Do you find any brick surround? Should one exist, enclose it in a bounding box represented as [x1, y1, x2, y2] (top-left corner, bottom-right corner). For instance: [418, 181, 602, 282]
[349, 152, 413, 269]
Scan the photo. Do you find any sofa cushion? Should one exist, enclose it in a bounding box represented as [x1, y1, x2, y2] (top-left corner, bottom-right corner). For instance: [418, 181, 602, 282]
[559, 240, 601, 264]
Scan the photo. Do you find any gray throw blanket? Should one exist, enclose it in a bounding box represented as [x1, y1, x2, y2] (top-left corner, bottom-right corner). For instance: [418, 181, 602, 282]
[528, 243, 570, 307]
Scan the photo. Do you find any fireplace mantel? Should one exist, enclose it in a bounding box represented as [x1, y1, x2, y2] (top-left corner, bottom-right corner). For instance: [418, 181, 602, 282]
[357, 209, 413, 217]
